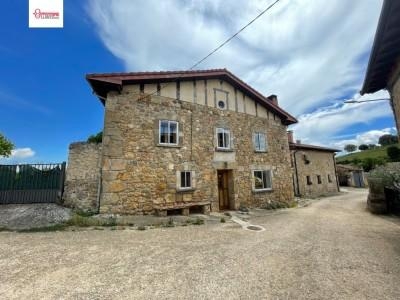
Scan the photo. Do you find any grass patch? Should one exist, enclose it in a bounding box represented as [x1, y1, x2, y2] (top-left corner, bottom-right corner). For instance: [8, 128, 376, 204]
[220, 217, 226, 223]
[66, 214, 117, 227]
[17, 224, 67, 233]
[137, 225, 146, 231]
[0, 226, 11, 232]
[191, 217, 204, 225]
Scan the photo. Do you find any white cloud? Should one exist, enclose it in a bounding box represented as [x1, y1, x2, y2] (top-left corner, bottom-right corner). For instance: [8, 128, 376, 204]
[87, 0, 389, 146]
[291, 90, 393, 146]
[332, 127, 397, 151]
[0, 148, 36, 163]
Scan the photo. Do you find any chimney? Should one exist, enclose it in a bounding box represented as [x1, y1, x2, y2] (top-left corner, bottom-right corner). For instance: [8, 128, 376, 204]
[287, 130, 294, 143]
[296, 139, 301, 145]
[267, 94, 278, 106]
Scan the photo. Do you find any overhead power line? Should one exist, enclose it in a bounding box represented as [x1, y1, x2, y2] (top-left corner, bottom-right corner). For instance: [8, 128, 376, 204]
[141, 0, 283, 99]
[344, 98, 390, 103]
[189, 0, 282, 70]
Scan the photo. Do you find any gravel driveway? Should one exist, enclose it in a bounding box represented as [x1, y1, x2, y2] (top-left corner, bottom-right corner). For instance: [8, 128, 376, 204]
[1, 188, 400, 299]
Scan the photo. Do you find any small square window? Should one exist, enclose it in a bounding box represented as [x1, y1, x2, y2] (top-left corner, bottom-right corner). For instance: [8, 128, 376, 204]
[159, 120, 178, 145]
[180, 171, 192, 189]
[328, 174, 332, 183]
[253, 132, 267, 152]
[317, 175, 322, 184]
[306, 176, 312, 185]
[217, 128, 231, 149]
[253, 170, 272, 191]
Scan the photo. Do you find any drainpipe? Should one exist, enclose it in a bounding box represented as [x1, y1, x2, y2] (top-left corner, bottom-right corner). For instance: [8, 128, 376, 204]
[332, 153, 340, 192]
[293, 150, 300, 196]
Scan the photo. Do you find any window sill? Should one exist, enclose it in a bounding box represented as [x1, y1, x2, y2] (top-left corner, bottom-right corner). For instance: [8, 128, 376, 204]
[215, 148, 234, 152]
[254, 150, 268, 153]
[157, 144, 181, 148]
[252, 188, 273, 193]
[176, 188, 195, 193]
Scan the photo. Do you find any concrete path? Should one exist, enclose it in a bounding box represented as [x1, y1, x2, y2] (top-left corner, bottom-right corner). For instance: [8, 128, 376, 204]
[1, 188, 400, 299]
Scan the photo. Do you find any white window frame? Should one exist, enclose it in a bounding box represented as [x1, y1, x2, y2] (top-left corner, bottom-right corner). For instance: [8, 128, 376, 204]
[177, 170, 195, 191]
[159, 120, 179, 145]
[253, 132, 267, 152]
[180, 171, 192, 189]
[216, 128, 231, 149]
[253, 170, 272, 191]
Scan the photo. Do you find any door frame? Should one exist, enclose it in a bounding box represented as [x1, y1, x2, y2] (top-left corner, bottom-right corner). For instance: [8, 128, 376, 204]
[217, 169, 233, 210]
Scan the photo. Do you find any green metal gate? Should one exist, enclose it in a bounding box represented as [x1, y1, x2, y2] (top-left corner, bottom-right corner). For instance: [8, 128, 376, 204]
[0, 163, 66, 204]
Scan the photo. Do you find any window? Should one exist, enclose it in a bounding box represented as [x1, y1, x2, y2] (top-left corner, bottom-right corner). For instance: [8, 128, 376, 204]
[159, 120, 178, 145]
[317, 175, 322, 184]
[218, 100, 226, 109]
[328, 174, 332, 183]
[253, 170, 272, 191]
[253, 132, 267, 152]
[306, 176, 312, 185]
[180, 171, 192, 189]
[217, 128, 231, 149]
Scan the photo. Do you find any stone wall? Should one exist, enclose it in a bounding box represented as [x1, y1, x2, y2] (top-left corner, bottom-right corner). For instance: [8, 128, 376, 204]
[292, 150, 339, 198]
[63, 142, 102, 212]
[99, 91, 294, 214]
[390, 63, 400, 139]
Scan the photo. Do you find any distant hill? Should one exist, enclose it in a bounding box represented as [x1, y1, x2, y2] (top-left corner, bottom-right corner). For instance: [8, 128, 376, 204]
[336, 143, 400, 164]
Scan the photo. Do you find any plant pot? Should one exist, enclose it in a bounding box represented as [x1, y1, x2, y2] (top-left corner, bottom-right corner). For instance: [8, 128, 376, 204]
[367, 177, 387, 214]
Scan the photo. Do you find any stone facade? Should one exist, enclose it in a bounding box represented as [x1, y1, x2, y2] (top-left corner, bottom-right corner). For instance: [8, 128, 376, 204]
[291, 146, 339, 198]
[99, 91, 295, 214]
[63, 142, 101, 212]
[63, 70, 300, 214]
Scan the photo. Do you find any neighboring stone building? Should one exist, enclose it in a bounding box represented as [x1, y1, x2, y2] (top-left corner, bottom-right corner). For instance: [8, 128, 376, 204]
[336, 164, 367, 188]
[288, 131, 340, 198]
[361, 0, 400, 138]
[65, 69, 298, 215]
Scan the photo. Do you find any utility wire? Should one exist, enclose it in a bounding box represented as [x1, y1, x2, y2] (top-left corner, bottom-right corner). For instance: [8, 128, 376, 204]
[344, 98, 390, 103]
[140, 0, 282, 99]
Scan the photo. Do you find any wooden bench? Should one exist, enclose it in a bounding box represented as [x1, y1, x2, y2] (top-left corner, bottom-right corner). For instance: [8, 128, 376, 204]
[155, 201, 211, 217]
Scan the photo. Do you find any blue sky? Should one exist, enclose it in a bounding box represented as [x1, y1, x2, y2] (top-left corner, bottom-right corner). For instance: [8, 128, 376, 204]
[1, 1, 121, 163]
[0, 0, 397, 163]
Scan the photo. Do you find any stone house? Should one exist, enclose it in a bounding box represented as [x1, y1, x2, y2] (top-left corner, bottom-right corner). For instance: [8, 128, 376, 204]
[288, 131, 340, 198]
[64, 69, 298, 215]
[361, 0, 400, 139]
[336, 164, 367, 188]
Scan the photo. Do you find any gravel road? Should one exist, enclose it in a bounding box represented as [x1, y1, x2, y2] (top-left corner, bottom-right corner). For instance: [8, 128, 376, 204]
[1, 188, 399, 299]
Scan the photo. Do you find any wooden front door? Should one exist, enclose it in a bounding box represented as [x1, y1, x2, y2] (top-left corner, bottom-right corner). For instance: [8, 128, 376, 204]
[218, 170, 229, 210]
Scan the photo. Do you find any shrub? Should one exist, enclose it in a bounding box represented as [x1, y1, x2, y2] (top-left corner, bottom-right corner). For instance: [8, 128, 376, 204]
[387, 146, 400, 162]
[368, 163, 400, 190]
[87, 131, 103, 144]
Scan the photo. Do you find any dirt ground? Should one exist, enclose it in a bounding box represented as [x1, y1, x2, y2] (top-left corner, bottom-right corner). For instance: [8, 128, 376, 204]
[1, 188, 400, 299]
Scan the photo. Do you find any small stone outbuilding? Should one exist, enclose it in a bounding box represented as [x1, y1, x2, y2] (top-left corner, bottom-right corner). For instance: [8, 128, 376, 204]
[64, 69, 299, 215]
[336, 164, 367, 188]
[288, 131, 340, 198]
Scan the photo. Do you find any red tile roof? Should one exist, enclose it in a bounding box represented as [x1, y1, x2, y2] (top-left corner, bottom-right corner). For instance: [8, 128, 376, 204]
[86, 68, 297, 125]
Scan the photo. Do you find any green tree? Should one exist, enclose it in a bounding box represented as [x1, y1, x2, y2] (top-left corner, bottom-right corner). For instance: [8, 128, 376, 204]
[361, 157, 385, 172]
[0, 132, 14, 157]
[387, 146, 400, 162]
[344, 144, 357, 152]
[87, 131, 102, 144]
[358, 144, 369, 151]
[378, 134, 398, 146]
